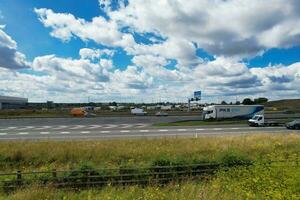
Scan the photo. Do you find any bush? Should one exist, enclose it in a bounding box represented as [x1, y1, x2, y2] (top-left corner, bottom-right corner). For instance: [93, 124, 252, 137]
[220, 150, 253, 167]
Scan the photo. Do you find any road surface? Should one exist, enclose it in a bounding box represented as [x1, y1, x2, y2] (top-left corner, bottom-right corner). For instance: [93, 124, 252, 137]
[0, 123, 298, 141]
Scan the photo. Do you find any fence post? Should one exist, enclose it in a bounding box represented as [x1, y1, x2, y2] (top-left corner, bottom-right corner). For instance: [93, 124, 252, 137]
[16, 170, 22, 186]
[87, 171, 91, 188]
[52, 169, 57, 181]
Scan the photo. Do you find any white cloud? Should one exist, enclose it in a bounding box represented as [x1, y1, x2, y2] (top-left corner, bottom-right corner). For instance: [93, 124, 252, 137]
[79, 48, 114, 60]
[2, 1, 300, 102]
[0, 28, 30, 69]
[34, 8, 135, 48]
[109, 0, 300, 58]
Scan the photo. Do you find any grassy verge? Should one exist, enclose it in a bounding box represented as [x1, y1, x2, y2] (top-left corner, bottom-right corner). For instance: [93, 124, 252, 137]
[1, 161, 299, 199]
[0, 134, 299, 199]
[155, 120, 247, 126]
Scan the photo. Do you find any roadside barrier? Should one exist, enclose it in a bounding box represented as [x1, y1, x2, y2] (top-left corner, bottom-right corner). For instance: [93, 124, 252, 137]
[0, 160, 298, 192]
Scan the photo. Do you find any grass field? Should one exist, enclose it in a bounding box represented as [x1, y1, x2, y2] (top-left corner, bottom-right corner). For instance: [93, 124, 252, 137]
[0, 134, 299, 199]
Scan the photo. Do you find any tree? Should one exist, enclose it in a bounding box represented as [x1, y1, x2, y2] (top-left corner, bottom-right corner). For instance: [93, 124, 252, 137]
[242, 98, 254, 105]
[221, 100, 228, 105]
[254, 97, 268, 104]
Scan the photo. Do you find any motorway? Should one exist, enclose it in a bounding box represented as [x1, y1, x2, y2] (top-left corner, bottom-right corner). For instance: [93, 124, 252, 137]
[0, 114, 299, 141]
[0, 122, 298, 141]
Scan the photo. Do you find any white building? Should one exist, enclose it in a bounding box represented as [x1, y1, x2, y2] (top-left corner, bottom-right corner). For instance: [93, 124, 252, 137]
[0, 96, 28, 109]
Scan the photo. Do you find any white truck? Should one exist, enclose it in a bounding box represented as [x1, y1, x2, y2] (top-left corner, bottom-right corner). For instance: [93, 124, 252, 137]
[203, 105, 264, 120]
[131, 108, 147, 116]
[248, 114, 283, 127]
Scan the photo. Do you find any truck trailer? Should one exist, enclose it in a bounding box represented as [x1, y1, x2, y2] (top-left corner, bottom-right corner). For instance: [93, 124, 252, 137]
[203, 105, 264, 120]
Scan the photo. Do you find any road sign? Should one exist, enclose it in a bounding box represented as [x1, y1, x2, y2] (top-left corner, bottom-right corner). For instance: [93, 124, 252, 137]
[194, 91, 201, 99]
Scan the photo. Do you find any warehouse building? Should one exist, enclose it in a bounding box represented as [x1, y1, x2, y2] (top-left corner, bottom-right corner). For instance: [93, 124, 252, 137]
[0, 96, 28, 109]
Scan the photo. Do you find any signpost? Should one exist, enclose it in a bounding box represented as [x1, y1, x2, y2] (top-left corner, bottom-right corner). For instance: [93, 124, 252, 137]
[188, 91, 201, 112]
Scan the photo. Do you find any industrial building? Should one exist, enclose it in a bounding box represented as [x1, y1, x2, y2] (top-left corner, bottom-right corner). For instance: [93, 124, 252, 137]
[0, 96, 28, 109]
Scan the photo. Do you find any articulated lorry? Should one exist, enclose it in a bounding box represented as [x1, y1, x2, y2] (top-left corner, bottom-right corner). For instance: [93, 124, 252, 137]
[203, 105, 264, 120]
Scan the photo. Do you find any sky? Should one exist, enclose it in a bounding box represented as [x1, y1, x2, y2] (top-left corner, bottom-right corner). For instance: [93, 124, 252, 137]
[0, 0, 300, 103]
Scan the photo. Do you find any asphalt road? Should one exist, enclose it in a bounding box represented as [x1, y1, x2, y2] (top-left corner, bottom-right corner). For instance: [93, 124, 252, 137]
[0, 116, 202, 127]
[0, 112, 299, 127]
[0, 123, 298, 141]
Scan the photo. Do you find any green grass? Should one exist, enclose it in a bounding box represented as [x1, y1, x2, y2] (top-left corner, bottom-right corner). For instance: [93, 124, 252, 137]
[0, 134, 299, 199]
[155, 120, 247, 126]
[1, 162, 299, 200]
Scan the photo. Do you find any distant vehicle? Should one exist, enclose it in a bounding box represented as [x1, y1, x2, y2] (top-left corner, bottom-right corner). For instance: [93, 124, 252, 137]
[203, 105, 264, 120]
[285, 119, 300, 130]
[155, 111, 168, 117]
[131, 108, 147, 116]
[70, 108, 87, 117]
[248, 114, 282, 127]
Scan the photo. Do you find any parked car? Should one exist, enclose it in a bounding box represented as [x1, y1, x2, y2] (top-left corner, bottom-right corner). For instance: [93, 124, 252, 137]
[155, 111, 168, 117]
[285, 119, 300, 130]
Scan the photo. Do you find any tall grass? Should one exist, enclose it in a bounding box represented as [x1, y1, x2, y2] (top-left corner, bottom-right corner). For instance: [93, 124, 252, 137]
[0, 133, 299, 199]
[0, 133, 299, 171]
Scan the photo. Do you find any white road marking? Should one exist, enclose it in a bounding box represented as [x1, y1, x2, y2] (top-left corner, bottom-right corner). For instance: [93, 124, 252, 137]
[213, 128, 222, 130]
[80, 131, 90, 134]
[87, 125, 102, 129]
[159, 129, 168, 132]
[0, 133, 7, 135]
[36, 126, 52, 130]
[104, 124, 118, 129]
[230, 128, 240, 130]
[18, 132, 28, 135]
[120, 130, 130, 133]
[69, 125, 85, 130]
[101, 131, 111, 133]
[121, 124, 133, 128]
[40, 132, 50, 135]
[136, 124, 147, 128]
[17, 126, 34, 130]
[139, 130, 149, 132]
[177, 129, 187, 131]
[52, 125, 68, 130]
[196, 128, 205, 131]
[60, 131, 70, 134]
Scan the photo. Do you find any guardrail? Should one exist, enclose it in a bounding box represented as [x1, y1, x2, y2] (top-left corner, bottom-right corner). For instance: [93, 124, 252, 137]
[0, 160, 298, 192]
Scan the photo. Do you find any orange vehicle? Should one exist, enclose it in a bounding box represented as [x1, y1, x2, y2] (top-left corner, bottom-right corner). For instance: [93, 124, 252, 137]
[70, 108, 87, 117]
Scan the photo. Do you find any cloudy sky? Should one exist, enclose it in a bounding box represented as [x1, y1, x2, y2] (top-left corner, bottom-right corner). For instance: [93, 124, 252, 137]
[0, 0, 300, 103]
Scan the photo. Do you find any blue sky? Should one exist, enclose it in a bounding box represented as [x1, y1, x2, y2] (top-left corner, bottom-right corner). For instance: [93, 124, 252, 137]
[0, 0, 300, 102]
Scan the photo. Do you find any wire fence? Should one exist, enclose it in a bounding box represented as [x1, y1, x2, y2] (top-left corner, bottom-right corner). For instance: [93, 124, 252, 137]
[0, 160, 299, 192]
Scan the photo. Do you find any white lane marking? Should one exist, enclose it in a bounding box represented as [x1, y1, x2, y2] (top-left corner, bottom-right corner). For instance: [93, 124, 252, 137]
[139, 130, 149, 132]
[0, 127, 17, 130]
[159, 129, 168, 132]
[60, 131, 70, 134]
[87, 125, 102, 129]
[177, 129, 187, 131]
[80, 131, 90, 134]
[213, 128, 222, 130]
[40, 132, 50, 135]
[18, 132, 28, 135]
[136, 124, 147, 128]
[120, 130, 130, 133]
[101, 131, 111, 133]
[17, 126, 34, 130]
[69, 125, 85, 130]
[196, 128, 205, 131]
[104, 124, 118, 129]
[36, 126, 52, 130]
[230, 127, 241, 130]
[52, 125, 68, 130]
[121, 124, 132, 128]
[0, 133, 7, 135]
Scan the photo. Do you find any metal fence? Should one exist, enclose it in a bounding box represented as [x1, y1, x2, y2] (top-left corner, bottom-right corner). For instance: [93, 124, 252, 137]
[0, 160, 299, 192]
